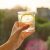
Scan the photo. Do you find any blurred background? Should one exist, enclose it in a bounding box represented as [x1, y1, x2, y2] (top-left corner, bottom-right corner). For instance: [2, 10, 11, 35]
[0, 0, 50, 50]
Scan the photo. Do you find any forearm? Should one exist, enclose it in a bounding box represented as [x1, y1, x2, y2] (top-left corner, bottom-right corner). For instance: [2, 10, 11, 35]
[0, 32, 20, 50]
[0, 40, 17, 50]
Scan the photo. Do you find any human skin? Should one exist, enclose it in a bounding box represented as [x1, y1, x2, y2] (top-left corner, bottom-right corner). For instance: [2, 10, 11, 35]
[0, 21, 35, 50]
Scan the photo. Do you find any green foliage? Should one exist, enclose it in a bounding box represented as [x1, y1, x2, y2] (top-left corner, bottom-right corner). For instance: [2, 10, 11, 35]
[35, 16, 48, 24]
[36, 16, 50, 34]
[0, 9, 18, 45]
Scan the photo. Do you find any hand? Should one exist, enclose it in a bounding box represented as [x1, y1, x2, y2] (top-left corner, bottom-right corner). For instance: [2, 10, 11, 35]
[9, 21, 29, 42]
[11, 21, 35, 49]
[12, 21, 35, 40]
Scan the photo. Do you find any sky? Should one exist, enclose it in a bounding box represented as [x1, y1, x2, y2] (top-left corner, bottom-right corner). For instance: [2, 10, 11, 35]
[0, 0, 50, 12]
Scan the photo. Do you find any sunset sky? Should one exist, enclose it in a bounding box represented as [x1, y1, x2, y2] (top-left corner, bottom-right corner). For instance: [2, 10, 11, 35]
[0, 0, 50, 12]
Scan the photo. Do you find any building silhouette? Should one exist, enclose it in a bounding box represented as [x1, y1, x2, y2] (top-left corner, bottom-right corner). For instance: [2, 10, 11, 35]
[37, 7, 50, 20]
